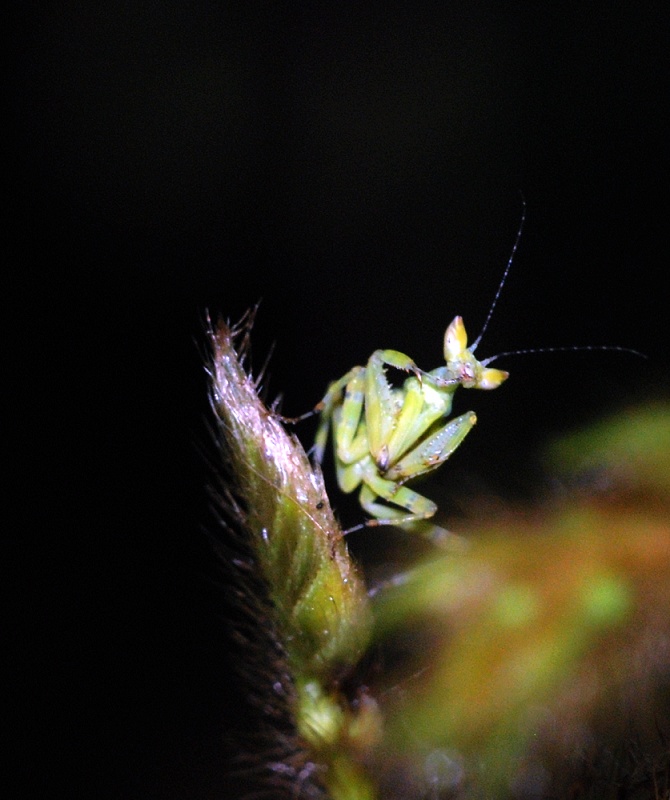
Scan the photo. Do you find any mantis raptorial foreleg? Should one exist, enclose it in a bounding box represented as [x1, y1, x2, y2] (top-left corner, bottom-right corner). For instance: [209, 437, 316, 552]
[313, 368, 362, 465]
[384, 411, 477, 482]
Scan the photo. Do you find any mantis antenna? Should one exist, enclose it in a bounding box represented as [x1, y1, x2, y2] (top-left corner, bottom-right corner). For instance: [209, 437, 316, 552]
[469, 199, 647, 364]
[482, 343, 647, 367]
[469, 199, 526, 354]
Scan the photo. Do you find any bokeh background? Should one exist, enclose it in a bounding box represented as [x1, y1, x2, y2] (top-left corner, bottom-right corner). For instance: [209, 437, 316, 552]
[10, 3, 668, 797]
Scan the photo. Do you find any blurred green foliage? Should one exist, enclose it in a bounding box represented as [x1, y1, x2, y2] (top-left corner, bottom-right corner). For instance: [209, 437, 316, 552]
[371, 403, 670, 798]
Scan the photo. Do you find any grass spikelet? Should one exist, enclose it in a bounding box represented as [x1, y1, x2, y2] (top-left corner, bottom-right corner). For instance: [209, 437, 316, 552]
[208, 312, 375, 799]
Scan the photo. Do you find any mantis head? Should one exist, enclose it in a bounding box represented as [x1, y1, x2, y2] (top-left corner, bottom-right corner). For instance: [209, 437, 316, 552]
[443, 316, 509, 390]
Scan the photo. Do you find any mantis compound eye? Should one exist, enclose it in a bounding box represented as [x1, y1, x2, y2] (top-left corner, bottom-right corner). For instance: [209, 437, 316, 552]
[477, 366, 509, 390]
[443, 316, 469, 362]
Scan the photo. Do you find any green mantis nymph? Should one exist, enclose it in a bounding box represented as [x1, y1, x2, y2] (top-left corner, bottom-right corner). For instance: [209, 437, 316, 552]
[310, 315, 509, 534]
[298, 209, 644, 537]
[297, 208, 531, 538]
[297, 214, 528, 538]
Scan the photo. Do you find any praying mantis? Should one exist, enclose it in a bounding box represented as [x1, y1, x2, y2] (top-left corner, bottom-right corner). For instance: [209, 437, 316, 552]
[310, 315, 508, 534]
[292, 209, 643, 537]
[290, 213, 525, 538]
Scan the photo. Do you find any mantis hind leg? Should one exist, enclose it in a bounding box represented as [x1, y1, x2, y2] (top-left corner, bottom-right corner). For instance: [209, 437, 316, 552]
[356, 482, 455, 545]
[358, 476, 437, 527]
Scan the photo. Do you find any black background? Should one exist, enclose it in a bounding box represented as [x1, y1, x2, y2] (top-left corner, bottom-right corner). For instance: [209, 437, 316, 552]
[10, 3, 668, 797]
